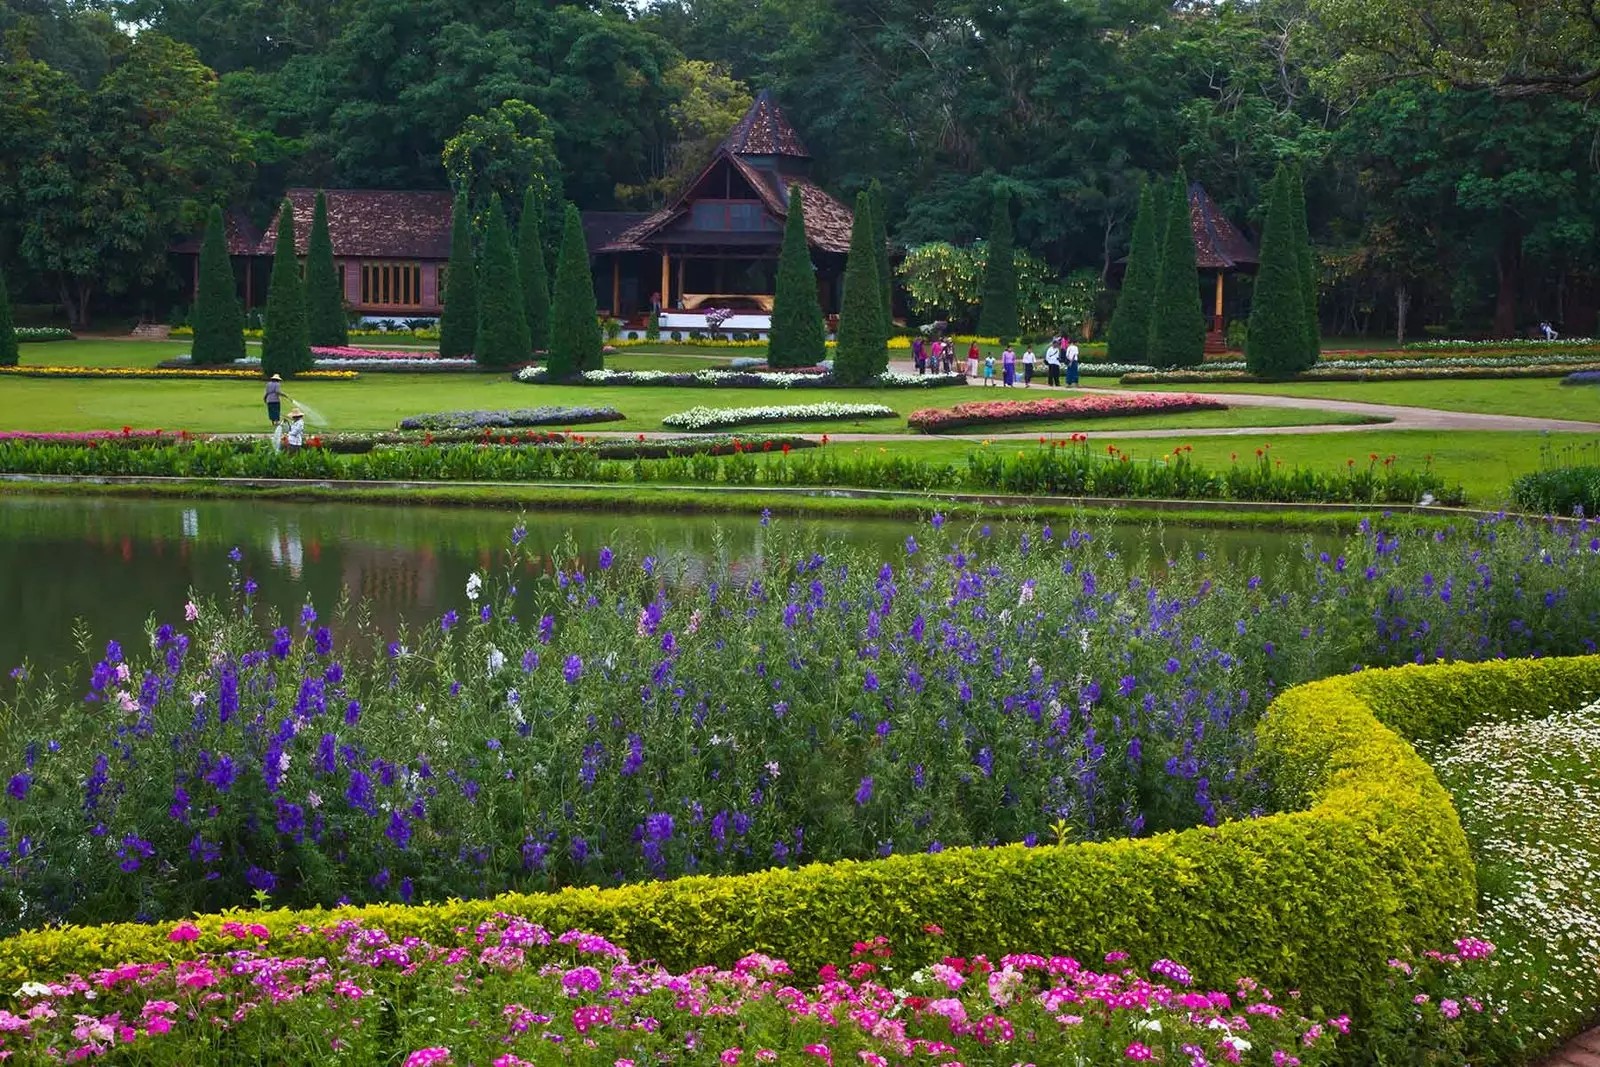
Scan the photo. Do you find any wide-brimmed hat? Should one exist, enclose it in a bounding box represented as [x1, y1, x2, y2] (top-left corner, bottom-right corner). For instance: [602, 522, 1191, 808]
[269, 374, 282, 381]
[289, 408, 305, 419]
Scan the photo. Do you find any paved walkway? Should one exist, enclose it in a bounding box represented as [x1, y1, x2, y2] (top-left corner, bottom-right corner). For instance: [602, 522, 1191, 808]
[1544, 1027, 1600, 1067]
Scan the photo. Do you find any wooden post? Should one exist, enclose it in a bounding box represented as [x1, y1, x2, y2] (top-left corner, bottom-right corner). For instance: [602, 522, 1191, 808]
[676, 256, 685, 306]
[611, 258, 621, 317]
[660, 252, 670, 310]
[1213, 272, 1225, 333]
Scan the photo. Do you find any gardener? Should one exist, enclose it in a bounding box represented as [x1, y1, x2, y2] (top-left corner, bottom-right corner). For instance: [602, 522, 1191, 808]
[285, 408, 306, 453]
[264, 374, 282, 425]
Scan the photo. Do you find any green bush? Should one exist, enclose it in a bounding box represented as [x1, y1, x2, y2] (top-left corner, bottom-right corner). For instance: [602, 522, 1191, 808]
[474, 194, 532, 367]
[438, 193, 478, 359]
[518, 186, 551, 352]
[8, 655, 1593, 1018]
[1246, 167, 1311, 379]
[1288, 167, 1319, 366]
[1105, 182, 1161, 366]
[832, 190, 889, 384]
[976, 187, 1018, 341]
[260, 200, 310, 378]
[869, 179, 893, 338]
[767, 187, 826, 368]
[190, 204, 246, 365]
[1146, 172, 1204, 369]
[547, 203, 602, 380]
[305, 191, 348, 348]
[0, 257, 19, 369]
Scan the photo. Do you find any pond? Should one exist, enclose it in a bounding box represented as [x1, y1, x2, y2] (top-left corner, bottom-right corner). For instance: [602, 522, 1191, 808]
[0, 494, 1336, 678]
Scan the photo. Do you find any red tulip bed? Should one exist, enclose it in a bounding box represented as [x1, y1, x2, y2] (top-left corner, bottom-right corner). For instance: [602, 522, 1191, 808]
[907, 393, 1227, 433]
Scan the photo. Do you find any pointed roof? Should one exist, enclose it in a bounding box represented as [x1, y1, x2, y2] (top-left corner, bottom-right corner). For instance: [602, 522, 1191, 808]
[724, 90, 810, 158]
[1188, 182, 1258, 270]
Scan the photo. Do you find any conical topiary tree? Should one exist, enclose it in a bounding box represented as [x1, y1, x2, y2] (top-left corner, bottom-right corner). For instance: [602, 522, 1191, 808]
[868, 179, 893, 340]
[1106, 183, 1162, 366]
[191, 204, 246, 365]
[0, 262, 16, 368]
[518, 187, 551, 353]
[977, 187, 1018, 341]
[547, 203, 602, 381]
[1288, 167, 1319, 369]
[261, 199, 310, 378]
[768, 187, 826, 369]
[1245, 167, 1308, 379]
[475, 195, 532, 368]
[1146, 173, 1204, 369]
[439, 193, 478, 358]
[833, 190, 889, 384]
[305, 191, 347, 348]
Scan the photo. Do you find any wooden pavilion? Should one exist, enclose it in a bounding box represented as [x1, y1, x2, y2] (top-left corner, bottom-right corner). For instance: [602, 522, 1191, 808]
[1186, 182, 1259, 352]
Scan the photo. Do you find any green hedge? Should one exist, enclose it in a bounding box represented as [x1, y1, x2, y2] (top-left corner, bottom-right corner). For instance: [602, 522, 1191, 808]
[2, 656, 1595, 1019]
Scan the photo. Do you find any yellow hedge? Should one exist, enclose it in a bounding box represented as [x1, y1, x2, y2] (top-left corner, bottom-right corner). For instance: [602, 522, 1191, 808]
[2, 657, 1594, 1017]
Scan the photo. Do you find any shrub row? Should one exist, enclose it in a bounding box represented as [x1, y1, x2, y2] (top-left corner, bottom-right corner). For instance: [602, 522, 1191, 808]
[14, 327, 73, 342]
[6, 655, 1594, 1020]
[1511, 465, 1600, 516]
[0, 366, 358, 381]
[398, 407, 624, 431]
[519, 367, 966, 389]
[0, 439, 1461, 504]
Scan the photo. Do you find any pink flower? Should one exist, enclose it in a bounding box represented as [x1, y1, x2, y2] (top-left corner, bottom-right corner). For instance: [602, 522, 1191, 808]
[803, 1045, 832, 1066]
[183, 602, 198, 622]
[755, 1052, 778, 1063]
[493, 1058, 533, 1067]
[721, 1049, 742, 1066]
[167, 923, 199, 943]
[403, 1049, 451, 1067]
[1454, 937, 1496, 960]
[1439, 999, 1461, 1020]
[146, 1017, 172, 1035]
[1272, 1053, 1300, 1067]
[1125, 1043, 1155, 1061]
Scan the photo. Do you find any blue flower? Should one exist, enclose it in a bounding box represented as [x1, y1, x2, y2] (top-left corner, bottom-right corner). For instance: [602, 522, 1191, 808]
[855, 777, 874, 805]
[563, 655, 583, 683]
[598, 547, 614, 570]
[6, 773, 29, 801]
[246, 865, 277, 892]
[300, 604, 317, 628]
[760, 508, 771, 527]
[511, 524, 528, 546]
[440, 610, 459, 632]
[270, 627, 292, 660]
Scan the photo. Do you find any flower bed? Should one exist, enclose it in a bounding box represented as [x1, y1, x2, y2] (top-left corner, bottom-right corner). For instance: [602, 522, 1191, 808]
[1123, 361, 1600, 385]
[398, 408, 625, 432]
[0, 429, 190, 445]
[907, 392, 1227, 432]
[0, 365, 358, 381]
[1403, 336, 1598, 353]
[166, 354, 485, 373]
[1563, 370, 1600, 385]
[311, 346, 441, 360]
[0, 915, 1504, 1065]
[662, 402, 897, 431]
[14, 327, 73, 342]
[518, 367, 966, 389]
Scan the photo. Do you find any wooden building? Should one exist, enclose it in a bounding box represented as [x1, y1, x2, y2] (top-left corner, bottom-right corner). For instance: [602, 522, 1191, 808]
[1187, 182, 1259, 352]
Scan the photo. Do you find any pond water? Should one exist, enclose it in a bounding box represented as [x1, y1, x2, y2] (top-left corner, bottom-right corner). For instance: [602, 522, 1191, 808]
[0, 495, 1336, 678]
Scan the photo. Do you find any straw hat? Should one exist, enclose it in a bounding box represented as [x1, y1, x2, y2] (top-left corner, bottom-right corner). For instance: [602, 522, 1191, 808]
[289, 408, 305, 419]
[269, 373, 282, 381]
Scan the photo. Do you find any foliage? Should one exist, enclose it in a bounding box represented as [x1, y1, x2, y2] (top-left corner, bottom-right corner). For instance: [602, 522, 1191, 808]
[442, 101, 562, 220]
[0, 262, 15, 369]
[1247, 168, 1312, 378]
[615, 60, 752, 208]
[398, 408, 624, 431]
[899, 246, 1095, 338]
[1105, 182, 1162, 366]
[517, 367, 964, 389]
[11, 328, 73, 342]
[868, 178, 893, 336]
[768, 187, 827, 369]
[517, 187, 551, 354]
[304, 191, 347, 349]
[1288, 168, 1318, 366]
[832, 190, 889, 385]
[473, 196, 532, 369]
[260, 199, 310, 379]
[548, 203, 603, 381]
[907, 393, 1226, 433]
[660, 402, 896, 430]
[0, 366, 355, 381]
[646, 307, 661, 341]
[1146, 173, 1204, 369]
[189, 204, 245, 366]
[976, 188, 1018, 341]
[438, 194, 478, 360]
[1511, 441, 1600, 516]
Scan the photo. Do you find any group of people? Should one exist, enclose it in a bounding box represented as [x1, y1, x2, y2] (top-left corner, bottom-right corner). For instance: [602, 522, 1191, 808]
[263, 373, 307, 452]
[961, 336, 1081, 388]
[910, 337, 959, 375]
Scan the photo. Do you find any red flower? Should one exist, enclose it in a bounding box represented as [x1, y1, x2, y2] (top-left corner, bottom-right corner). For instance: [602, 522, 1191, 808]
[637, 433, 646, 442]
[309, 435, 322, 448]
[821, 434, 829, 445]
[122, 425, 132, 435]
[763, 440, 772, 451]
[781, 443, 791, 454]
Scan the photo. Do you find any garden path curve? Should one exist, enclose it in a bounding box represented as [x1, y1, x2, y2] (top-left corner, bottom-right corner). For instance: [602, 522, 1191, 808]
[1543, 1026, 1600, 1067]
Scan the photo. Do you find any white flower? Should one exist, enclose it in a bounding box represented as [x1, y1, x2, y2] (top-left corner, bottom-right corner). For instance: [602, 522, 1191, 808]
[16, 982, 51, 998]
[660, 402, 896, 432]
[506, 688, 521, 707]
[766, 760, 781, 777]
[487, 646, 506, 674]
[190, 691, 207, 708]
[1134, 1019, 1163, 1033]
[466, 573, 483, 602]
[306, 791, 322, 809]
[184, 601, 199, 622]
[115, 663, 131, 683]
[115, 690, 138, 712]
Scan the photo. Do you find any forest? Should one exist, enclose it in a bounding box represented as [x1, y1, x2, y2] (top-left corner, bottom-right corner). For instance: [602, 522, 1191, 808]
[2, 0, 1599, 338]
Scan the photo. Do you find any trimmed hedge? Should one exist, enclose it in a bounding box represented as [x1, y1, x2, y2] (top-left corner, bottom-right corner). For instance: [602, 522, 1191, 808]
[4, 656, 1594, 1018]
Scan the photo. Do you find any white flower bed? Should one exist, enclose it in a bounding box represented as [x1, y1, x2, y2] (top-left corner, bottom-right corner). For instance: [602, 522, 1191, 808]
[1420, 702, 1600, 1050]
[198, 355, 480, 371]
[661, 403, 897, 431]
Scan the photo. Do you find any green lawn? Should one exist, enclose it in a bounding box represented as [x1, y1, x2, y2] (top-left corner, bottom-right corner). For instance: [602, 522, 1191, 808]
[1133, 377, 1600, 421]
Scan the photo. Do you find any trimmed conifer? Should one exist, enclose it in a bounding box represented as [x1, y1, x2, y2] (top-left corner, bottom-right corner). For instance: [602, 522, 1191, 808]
[834, 190, 889, 384]
[977, 187, 1018, 341]
[548, 203, 602, 381]
[439, 194, 478, 359]
[1146, 172, 1204, 369]
[1106, 183, 1161, 366]
[305, 191, 347, 347]
[768, 187, 827, 369]
[0, 264, 16, 368]
[868, 179, 893, 339]
[518, 187, 552, 353]
[475, 195, 532, 368]
[1288, 167, 1319, 369]
[1245, 167, 1308, 379]
[261, 199, 310, 378]
[191, 204, 246, 365]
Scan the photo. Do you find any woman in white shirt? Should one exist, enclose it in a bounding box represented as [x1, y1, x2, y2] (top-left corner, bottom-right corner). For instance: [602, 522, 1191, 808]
[1021, 345, 1036, 387]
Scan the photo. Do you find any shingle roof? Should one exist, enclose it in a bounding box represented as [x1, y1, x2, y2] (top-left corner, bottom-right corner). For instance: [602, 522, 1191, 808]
[171, 209, 262, 255]
[1188, 182, 1258, 269]
[724, 89, 810, 158]
[582, 211, 654, 253]
[259, 189, 455, 260]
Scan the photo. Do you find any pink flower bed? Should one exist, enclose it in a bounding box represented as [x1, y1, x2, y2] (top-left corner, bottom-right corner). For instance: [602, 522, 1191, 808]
[0, 429, 189, 444]
[907, 392, 1227, 432]
[311, 346, 449, 360]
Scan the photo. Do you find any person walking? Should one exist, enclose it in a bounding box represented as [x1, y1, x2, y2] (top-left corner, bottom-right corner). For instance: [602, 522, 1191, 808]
[264, 374, 283, 425]
[966, 343, 980, 381]
[983, 352, 996, 386]
[942, 340, 954, 374]
[1001, 343, 1016, 387]
[285, 409, 306, 453]
[1064, 336, 1080, 386]
[912, 336, 926, 374]
[1021, 344, 1036, 388]
[1045, 340, 1061, 387]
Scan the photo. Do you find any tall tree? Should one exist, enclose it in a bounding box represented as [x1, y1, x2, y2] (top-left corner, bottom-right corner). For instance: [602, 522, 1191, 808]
[834, 190, 889, 384]
[1287, 169, 1318, 367]
[1146, 173, 1204, 369]
[868, 179, 893, 337]
[768, 187, 826, 369]
[517, 187, 551, 353]
[191, 204, 245, 365]
[977, 188, 1019, 340]
[1245, 168, 1308, 379]
[305, 191, 347, 347]
[1106, 183, 1162, 365]
[475, 195, 531, 368]
[442, 101, 563, 218]
[438, 194, 477, 359]
[260, 199, 310, 378]
[0, 263, 16, 368]
[547, 203, 601, 380]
